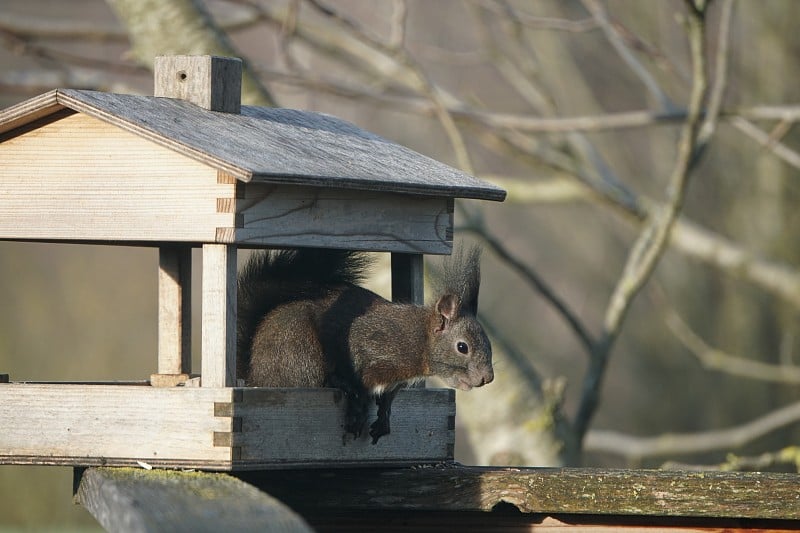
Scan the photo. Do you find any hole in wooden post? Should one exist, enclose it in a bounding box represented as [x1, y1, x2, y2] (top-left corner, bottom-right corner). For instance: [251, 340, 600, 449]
[177, 70, 188, 82]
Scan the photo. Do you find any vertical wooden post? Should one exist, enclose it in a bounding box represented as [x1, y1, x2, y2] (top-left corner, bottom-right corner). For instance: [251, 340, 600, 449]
[153, 55, 243, 388]
[391, 253, 425, 388]
[152, 246, 192, 387]
[391, 253, 424, 305]
[201, 244, 237, 388]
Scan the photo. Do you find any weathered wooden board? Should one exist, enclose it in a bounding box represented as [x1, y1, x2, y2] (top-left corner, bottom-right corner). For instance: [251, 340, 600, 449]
[232, 183, 453, 254]
[76, 467, 312, 533]
[230, 388, 454, 467]
[154, 55, 242, 114]
[239, 466, 800, 520]
[0, 113, 235, 242]
[53, 88, 506, 201]
[0, 384, 233, 467]
[0, 384, 454, 469]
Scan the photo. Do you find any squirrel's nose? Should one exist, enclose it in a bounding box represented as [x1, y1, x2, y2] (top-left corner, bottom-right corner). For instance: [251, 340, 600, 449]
[480, 369, 494, 386]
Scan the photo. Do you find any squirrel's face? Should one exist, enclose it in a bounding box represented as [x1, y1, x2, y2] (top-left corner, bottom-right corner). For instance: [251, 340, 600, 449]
[430, 315, 494, 390]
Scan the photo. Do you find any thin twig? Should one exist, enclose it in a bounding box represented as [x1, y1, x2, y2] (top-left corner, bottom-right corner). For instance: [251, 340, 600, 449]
[388, 0, 408, 50]
[665, 308, 800, 384]
[581, 0, 674, 110]
[662, 446, 800, 472]
[472, 0, 599, 33]
[458, 217, 597, 356]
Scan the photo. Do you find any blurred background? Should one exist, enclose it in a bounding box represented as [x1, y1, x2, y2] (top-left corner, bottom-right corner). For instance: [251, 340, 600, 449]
[2, 0, 800, 529]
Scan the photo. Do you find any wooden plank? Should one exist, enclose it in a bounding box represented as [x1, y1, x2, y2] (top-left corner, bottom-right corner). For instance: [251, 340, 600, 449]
[0, 383, 455, 469]
[0, 89, 62, 135]
[154, 55, 242, 114]
[237, 466, 800, 520]
[156, 245, 192, 378]
[201, 244, 237, 387]
[54, 89, 507, 201]
[247, 510, 800, 532]
[230, 388, 454, 467]
[0, 384, 233, 465]
[0, 113, 236, 242]
[76, 467, 312, 533]
[233, 184, 453, 254]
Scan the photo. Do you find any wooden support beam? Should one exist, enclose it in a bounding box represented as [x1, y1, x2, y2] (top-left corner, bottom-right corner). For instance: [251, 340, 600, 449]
[391, 253, 424, 305]
[153, 245, 192, 386]
[201, 244, 237, 388]
[237, 466, 800, 521]
[75, 467, 312, 533]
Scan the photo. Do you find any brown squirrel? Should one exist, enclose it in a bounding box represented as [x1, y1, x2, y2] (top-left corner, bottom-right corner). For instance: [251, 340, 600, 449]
[236, 247, 494, 443]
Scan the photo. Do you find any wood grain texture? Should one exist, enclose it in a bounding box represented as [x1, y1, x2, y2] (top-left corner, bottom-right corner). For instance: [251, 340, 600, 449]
[154, 55, 242, 114]
[229, 388, 454, 467]
[233, 184, 452, 254]
[0, 384, 455, 469]
[0, 384, 233, 463]
[0, 89, 61, 136]
[239, 466, 800, 520]
[0, 113, 236, 242]
[51, 89, 505, 201]
[76, 467, 312, 533]
[201, 244, 237, 387]
[158, 246, 192, 376]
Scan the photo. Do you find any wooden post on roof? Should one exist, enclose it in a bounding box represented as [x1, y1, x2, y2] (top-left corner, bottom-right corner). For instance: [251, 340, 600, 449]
[154, 55, 243, 388]
[154, 55, 242, 113]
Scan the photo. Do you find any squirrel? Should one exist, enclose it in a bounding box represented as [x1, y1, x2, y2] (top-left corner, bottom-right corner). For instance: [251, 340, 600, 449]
[236, 246, 494, 444]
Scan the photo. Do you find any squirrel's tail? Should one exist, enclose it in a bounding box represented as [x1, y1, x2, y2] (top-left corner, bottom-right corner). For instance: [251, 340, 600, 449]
[236, 248, 371, 378]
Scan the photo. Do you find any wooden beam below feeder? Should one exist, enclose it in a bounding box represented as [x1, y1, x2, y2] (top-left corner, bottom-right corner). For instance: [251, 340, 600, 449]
[238, 466, 800, 521]
[76, 467, 312, 533]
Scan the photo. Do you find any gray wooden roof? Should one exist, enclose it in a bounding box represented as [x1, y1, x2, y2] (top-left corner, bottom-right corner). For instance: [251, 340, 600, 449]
[0, 89, 505, 201]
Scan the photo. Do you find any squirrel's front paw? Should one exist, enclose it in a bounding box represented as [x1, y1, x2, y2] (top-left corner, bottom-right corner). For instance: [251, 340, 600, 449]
[369, 417, 390, 444]
[344, 401, 368, 439]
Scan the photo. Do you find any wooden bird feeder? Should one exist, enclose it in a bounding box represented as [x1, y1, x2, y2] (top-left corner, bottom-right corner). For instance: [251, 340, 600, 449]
[0, 55, 505, 470]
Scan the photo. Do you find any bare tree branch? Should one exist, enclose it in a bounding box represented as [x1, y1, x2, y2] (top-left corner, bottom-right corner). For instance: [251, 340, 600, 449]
[665, 307, 800, 384]
[586, 401, 800, 459]
[459, 218, 597, 356]
[472, 0, 599, 33]
[573, 1, 713, 448]
[581, 0, 674, 110]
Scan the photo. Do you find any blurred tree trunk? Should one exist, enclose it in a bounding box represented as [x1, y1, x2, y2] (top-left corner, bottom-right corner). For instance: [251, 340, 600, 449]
[105, 0, 275, 105]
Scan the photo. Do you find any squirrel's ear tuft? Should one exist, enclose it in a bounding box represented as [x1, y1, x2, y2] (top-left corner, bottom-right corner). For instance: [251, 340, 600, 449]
[437, 245, 481, 316]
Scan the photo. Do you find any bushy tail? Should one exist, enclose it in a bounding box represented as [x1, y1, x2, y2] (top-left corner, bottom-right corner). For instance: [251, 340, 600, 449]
[236, 248, 371, 378]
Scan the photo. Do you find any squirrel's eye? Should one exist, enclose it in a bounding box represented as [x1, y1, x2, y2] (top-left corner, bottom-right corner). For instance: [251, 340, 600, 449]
[456, 341, 469, 354]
